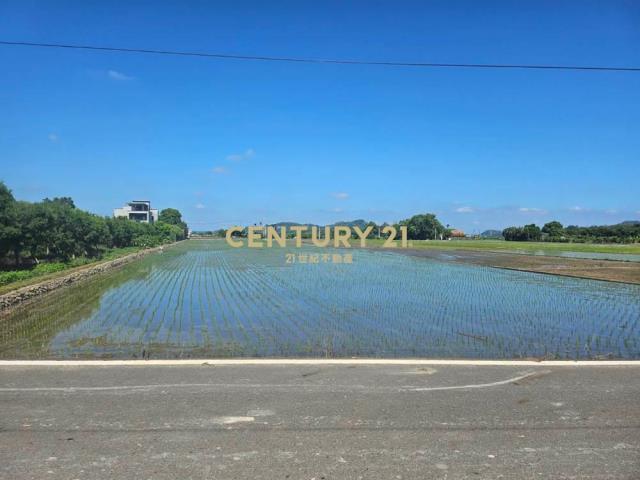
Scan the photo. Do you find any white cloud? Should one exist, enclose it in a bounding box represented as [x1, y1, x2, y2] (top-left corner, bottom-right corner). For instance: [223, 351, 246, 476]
[455, 206, 474, 213]
[569, 206, 584, 212]
[195, 203, 205, 209]
[227, 148, 255, 162]
[212, 166, 228, 174]
[107, 70, 133, 81]
[331, 192, 349, 200]
[518, 207, 547, 214]
[331, 207, 344, 213]
[48, 133, 58, 142]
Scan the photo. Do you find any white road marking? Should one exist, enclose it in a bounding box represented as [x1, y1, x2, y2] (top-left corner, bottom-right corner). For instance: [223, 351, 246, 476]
[246, 409, 275, 417]
[396, 367, 438, 375]
[0, 359, 638, 367]
[403, 370, 547, 392]
[212, 416, 254, 425]
[0, 371, 548, 393]
[0, 383, 370, 392]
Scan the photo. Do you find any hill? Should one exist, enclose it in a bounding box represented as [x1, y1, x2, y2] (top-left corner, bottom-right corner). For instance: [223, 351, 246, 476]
[480, 229, 503, 239]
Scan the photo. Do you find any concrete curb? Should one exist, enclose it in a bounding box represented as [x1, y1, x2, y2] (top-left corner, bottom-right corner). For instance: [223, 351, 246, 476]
[1, 359, 639, 367]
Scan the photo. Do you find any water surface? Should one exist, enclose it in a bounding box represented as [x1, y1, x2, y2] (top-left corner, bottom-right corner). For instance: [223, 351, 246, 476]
[508, 249, 640, 262]
[1, 240, 638, 359]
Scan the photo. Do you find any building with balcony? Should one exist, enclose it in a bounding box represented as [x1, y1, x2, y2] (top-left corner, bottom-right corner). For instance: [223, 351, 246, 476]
[113, 200, 159, 223]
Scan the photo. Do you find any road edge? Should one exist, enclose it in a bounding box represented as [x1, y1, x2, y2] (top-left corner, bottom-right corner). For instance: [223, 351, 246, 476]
[1, 359, 640, 367]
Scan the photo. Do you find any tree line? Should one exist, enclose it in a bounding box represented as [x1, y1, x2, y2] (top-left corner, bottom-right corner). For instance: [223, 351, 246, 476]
[0, 182, 188, 266]
[227, 214, 451, 241]
[503, 221, 640, 243]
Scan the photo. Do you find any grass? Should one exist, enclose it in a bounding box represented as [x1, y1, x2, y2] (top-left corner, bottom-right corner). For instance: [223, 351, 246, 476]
[357, 238, 640, 255]
[0, 246, 142, 295]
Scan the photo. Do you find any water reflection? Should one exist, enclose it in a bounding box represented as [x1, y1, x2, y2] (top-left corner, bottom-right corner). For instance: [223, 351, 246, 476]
[1, 241, 639, 360]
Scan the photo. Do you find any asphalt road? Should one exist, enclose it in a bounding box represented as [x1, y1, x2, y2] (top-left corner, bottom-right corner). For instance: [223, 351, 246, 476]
[1, 363, 639, 479]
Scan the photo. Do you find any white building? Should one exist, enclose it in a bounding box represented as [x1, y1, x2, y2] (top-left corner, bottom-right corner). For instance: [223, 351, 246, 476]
[113, 200, 159, 223]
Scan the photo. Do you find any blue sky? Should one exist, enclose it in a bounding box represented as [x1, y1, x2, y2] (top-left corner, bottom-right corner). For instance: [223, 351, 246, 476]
[1, 1, 639, 233]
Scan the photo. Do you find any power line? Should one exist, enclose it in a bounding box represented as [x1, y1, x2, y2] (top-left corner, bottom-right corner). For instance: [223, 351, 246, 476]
[1, 40, 639, 72]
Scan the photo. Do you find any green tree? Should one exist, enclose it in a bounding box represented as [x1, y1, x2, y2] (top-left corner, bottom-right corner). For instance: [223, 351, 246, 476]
[73, 212, 111, 257]
[43, 197, 76, 209]
[522, 224, 542, 241]
[365, 221, 378, 239]
[153, 221, 185, 243]
[0, 181, 187, 266]
[502, 226, 522, 241]
[399, 213, 446, 240]
[159, 208, 188, 236]
[17, 202, 51, 262]
[0, 181, 19, 258]
[107, 217, 136, 248]
[41, 197, 79, 260]
[159, 208, 184, 226]
[503, 224, 542, 241]
[542, 221, 564, 238]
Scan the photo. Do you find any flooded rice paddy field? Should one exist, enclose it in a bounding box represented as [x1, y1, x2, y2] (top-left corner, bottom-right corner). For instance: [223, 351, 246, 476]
[1, 240, 639, 359]
[506, 249, 640, 263]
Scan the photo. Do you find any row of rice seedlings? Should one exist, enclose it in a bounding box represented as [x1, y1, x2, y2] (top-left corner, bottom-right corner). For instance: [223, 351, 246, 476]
[201, 253, 231, 343]
[72, 256, 173, 357]
[1, 258, 154, 357]
[3, 240, 639, 359]
[99, 266, 166, 349]
[51, 265, 152, 355]
[270, 246, 640, 358]
[59, 265, 160, 356]
[240, 256, 323, 350]
[211, 252, 253, 345]
[218, 252, 272, 351]
[243, 261, 318, 345]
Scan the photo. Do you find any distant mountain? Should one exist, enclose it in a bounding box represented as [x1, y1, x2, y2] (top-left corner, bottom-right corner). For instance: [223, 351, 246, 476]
[331, 219, 369, 229]
[268, 222, 309, 228]
[268, 222, 330, 229]
[480, 229, 503, 239]
[269, 219, 372, 229]
[618, 220, 640, 226]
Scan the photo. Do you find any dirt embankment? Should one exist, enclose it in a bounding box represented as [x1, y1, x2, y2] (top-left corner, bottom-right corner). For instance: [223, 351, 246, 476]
[0, 244, 175, 313]
[387, 248, 640, 284]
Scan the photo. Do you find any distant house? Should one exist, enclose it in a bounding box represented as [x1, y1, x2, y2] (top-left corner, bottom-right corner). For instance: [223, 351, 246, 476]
[450, 229, 465, 238]
[113, 200, 159, 223]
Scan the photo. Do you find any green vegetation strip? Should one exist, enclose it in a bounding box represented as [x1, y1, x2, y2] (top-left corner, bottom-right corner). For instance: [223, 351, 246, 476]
[0, 247, 145, 295]
[0, 247, 142, 293]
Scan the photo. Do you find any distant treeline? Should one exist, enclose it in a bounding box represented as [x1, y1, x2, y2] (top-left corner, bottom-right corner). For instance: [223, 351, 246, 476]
[503, 221, 640, 243]
[226, 214, 452, 241]
[0, 181, 187, 266]
[191, 230, 226, 238]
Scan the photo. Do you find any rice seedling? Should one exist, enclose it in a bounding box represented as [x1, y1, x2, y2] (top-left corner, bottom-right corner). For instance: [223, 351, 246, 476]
[0, 240, 639, 359]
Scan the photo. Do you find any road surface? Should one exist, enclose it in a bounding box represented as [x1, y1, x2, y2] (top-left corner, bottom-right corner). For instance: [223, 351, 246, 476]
[1, 362, 639, 479]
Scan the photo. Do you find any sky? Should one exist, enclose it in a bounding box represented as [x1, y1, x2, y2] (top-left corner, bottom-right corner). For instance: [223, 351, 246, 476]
[0, 1, 639, 233]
